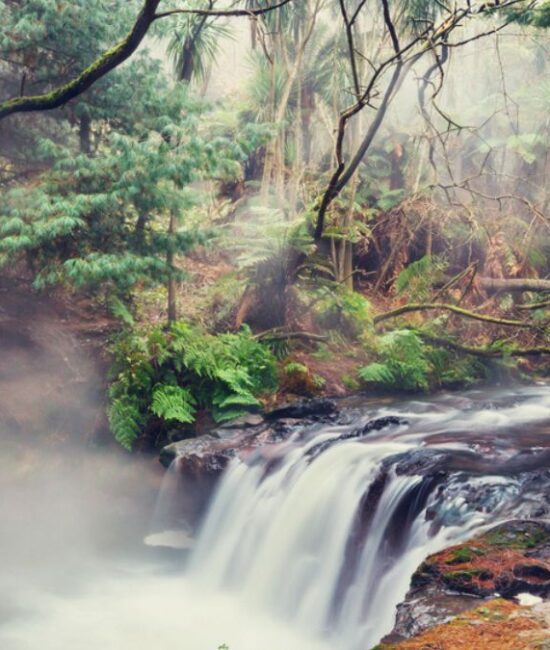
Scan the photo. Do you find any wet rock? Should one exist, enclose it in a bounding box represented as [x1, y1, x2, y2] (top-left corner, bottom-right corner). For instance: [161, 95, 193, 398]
[306, 415, 408, 461]
[358, 414, 407, 434]
[386, 448, 452, 477]
[386, 520, 550, 643]
[384, 598, 550, 650]
[265, 397, 337, 421]
[159, 434, 228, 470]
[217, 413, 265, 429]
[388, 584, 483, 641]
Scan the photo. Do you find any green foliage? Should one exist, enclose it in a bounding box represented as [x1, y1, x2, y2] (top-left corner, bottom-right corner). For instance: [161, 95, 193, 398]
[280, 359, 323, 397]
[313, 288, 373, 339]
[359, 328, 493, 393]
[394, 255, 448, 300]
[395, 256, 448, 300]
[0, 88, 247, 300]
[359, 329, 430, 392]
[284, 362, 309, 375]
[108, 322, 277, 449]
[425, 346, 487, 388]
[165, 15, 232, 83]
[233, 206, 314, 278]
[0, 0, 167, 159]
[507, 2, 550, 28]
[151, 385, 196, 423]
[109, 396, 146, 452]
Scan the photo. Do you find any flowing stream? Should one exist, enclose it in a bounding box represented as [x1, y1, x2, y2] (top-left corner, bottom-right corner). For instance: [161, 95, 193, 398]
[1, 384, 549, 650]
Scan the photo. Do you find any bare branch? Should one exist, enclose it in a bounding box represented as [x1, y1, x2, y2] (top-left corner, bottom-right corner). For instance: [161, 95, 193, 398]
[153, 0, 294, 20]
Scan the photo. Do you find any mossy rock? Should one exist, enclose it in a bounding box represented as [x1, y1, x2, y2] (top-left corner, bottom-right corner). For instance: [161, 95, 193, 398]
[482, 522, 550, 550]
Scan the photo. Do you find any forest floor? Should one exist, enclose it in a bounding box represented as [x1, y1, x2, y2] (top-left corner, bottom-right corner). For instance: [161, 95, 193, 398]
[0, 274, 113, 448]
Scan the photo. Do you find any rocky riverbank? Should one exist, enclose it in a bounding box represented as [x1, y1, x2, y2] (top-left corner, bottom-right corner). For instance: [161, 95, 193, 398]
[379, 520, 550, 649]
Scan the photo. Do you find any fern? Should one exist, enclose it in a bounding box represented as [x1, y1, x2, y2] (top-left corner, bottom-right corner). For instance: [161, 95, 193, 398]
[314, 287, 373, 339]
[358, 329, 430, 392]
[284, 362, 309, 375]
[151, 384, 196, 423]
[395, 255, 447, 299]
[108, 396, 145, 451]
[108, 296, 135, 327]
[358, 362, 395, 385]
[107, 321, 277, 449]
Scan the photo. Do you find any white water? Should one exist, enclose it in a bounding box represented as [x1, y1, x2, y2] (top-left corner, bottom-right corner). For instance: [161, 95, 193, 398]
[1, 385, 549, 650]
[186, 440, 487, 649]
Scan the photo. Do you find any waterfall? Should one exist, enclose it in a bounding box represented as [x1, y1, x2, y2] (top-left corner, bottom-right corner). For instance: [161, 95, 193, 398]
[175, 385, 550, 648]
[3, 386, 548, 650]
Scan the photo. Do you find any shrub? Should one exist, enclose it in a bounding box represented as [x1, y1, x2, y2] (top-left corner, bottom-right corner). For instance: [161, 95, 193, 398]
[108, 322, 277, 450]
[358, 329, 430, 391]
[359, 329, 492, 392]
[314, 288, 373, 339]
[280, 360, 324, 396]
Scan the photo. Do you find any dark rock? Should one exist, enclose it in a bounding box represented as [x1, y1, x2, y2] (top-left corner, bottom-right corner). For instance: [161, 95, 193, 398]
[265, 398, 337, 421]
[387, 448, 451, 477]
[358, 414, 407, 434]
[160, 434, 224, 469]
[410, 561, 439, 589]
[517, 563, 550, 580]
[306, 415, 408, 461]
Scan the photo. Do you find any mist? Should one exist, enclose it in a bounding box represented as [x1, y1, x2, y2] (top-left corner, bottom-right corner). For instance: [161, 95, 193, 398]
[0, 2, 549, 649]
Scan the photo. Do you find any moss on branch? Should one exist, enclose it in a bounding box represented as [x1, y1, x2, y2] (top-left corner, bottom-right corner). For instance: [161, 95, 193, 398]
[374, 302, 536, 329]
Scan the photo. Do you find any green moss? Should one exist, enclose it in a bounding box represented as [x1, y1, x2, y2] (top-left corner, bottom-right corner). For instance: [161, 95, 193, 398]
[443, 568, 483, 581]
[445, 545, 487, 564]
[483, 526, 549, 550]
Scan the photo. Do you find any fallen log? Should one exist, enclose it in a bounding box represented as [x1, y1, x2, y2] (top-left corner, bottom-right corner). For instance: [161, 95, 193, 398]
[477, 277, 550, 293]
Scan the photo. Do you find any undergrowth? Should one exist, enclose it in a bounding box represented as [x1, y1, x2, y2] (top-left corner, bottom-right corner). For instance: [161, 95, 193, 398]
[108, 322, 277, 450]
[358, 328, 489, 392]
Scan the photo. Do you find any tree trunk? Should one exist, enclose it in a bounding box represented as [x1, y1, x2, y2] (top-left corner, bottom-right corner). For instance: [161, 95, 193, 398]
[167, 213, 177, 323]
[79, 114, 92, 155]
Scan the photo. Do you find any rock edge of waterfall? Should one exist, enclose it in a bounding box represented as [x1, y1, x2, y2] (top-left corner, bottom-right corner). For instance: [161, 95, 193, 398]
[380, 519, 550, 649]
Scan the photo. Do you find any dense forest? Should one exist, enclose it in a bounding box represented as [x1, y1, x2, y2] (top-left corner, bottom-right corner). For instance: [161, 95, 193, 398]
[0, 2, 549, 649]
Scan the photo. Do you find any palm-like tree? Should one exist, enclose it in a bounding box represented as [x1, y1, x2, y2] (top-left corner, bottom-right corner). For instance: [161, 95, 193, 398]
[166, 1, 232, 84]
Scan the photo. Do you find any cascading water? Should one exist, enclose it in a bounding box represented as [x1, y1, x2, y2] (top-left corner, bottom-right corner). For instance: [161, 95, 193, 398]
[1, 385, 549, 650]
[177, 384, 550, 649]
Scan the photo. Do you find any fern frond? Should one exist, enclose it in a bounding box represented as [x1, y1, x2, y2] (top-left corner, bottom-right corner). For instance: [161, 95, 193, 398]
[108, 396, 145, 451]
[151, 384, 196, 423]
[357, 362, 395, 385]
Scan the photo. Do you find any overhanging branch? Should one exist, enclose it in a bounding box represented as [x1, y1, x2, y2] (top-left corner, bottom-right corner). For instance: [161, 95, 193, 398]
[0, 0, 294, 122]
